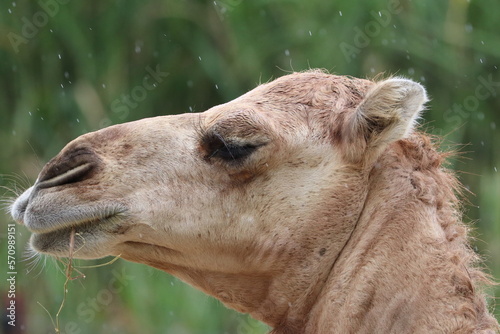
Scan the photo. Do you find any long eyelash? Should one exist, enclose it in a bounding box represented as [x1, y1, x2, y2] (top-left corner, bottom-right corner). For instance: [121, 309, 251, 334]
[192, 114, 209, 143]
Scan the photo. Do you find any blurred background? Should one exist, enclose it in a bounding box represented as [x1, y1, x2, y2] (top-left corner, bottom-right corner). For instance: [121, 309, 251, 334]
[0, 0, 499, 333]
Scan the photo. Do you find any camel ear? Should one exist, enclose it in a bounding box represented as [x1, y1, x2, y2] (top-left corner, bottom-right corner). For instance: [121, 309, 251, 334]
[340, 78, 428, 163]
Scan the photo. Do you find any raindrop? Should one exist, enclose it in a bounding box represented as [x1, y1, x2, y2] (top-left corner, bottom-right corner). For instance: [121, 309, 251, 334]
[28, 111, 32, 116]
[139, 233, 143, 238]
[189, 106, 193, 112]
[495, 66, 498, 70]
[420, 76, 426, 82]
[135, 45, 141, 53]
[378, 11, 382, 17]
[464, 24, 473, 33]
[477, 112, 485, 120]
[64, 71, 70, 79]
[60, 83, 64, 88]
[408, 68, 415, 75]
[481, 40, 484, 45]
[49, 29, 53, 33]
[41, 117, 44, 121]
[481, 141, 485, 146]
[58, 54, 61, 59]
[89, 27, 92, 31]
[12, 130, 16, 136]
[76, 118, 80, 123]
[170, 281, 174, 286]
[198, 56, 202, 61]
[284, 49, 290, 56]
[339, 11, 342, 16]
[8, 8, 11, 14]
[12, 2, 16, 7]
[215, 84, 219, 90]
[479, 58, 484, 63]
[494, 167, 498, 172]
[491, 122, 496, 130]
[309, 30, 312, 36]
[102, 83, 106, 88]
[370, 68, 375, 73]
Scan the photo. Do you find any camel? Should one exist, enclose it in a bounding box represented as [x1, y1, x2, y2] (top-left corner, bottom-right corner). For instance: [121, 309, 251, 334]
[10, 70, 499, 333]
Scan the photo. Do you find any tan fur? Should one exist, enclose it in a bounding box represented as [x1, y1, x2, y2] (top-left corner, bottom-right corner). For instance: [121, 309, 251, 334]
[11, 71, 499, 333]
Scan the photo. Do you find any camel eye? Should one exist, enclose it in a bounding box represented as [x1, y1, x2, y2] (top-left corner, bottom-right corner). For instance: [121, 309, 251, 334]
[212, 142, 259, 161]
[203, 133, 261, 162]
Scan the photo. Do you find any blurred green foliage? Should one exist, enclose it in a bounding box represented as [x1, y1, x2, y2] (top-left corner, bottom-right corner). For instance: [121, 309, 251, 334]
[0, 0, 499, 333]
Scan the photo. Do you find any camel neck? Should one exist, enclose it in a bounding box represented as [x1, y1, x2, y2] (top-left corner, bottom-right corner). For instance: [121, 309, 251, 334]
[302, 139, 497, 333]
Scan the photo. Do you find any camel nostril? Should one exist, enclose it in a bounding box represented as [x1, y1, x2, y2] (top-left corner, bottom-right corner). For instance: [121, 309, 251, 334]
[37, 162, 95, 189]
[37, 147, 99, 189]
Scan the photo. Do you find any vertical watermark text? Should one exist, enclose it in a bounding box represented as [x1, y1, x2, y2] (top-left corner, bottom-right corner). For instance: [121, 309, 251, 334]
[6, 223, 17, 327]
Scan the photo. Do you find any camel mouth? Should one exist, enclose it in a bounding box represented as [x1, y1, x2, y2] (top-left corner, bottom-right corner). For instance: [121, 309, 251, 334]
[29, 213, 129, 258]
[11, 184, 130, 258]
[31, 213, 116, 235]
[27, 210, 123, 234]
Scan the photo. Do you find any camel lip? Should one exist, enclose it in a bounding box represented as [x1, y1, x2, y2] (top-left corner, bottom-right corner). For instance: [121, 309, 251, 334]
[10, 186, 32, 224]
[28, 210, 126, 235]
[29, 213, 130, 257]
[30, 221, 92, 244]
[21, 199, 129, 234]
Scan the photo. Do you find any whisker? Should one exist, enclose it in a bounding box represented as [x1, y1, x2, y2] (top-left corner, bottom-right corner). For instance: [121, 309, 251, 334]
[25, 140, 44, 171]
[23, 247, 47, 278]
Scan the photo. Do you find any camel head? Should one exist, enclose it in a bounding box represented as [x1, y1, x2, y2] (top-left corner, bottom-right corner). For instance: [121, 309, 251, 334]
[10, 71, 428, 327]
